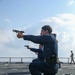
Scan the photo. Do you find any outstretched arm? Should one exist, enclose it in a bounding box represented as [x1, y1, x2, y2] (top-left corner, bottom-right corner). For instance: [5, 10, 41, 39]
[17, 32, 52, 44]
[24, 45, 43, 53]
[29, 48, 43, 53]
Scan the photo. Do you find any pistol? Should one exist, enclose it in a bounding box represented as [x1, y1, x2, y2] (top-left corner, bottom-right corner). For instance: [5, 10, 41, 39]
[13, 29, 24, 33]
[24, 45, 29, 47]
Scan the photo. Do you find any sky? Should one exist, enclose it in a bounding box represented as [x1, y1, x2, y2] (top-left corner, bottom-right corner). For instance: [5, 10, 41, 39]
[0, 0, 75, 58]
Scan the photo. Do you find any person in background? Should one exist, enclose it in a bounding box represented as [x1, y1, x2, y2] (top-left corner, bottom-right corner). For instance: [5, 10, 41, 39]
[25, 44, 44, 62]
[70, 50, 75, 64]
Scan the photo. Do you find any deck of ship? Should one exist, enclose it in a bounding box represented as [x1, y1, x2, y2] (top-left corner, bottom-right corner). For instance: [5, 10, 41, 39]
[0, 62, 75, 75]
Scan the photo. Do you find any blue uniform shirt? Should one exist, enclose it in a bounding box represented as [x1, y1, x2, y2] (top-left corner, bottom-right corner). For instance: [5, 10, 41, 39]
[23, 34, 58, 60]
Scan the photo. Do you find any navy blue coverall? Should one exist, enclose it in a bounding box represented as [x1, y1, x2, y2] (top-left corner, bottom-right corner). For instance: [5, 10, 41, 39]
[23, 34, 59, 75]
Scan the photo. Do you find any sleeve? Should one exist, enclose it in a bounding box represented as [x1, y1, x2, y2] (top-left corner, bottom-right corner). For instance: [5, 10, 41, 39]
[23, 35, 52, 44]
[29, 48, 43, 53]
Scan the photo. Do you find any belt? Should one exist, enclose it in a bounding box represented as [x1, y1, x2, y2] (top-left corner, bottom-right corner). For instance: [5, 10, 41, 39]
[44, 56, 59, 64]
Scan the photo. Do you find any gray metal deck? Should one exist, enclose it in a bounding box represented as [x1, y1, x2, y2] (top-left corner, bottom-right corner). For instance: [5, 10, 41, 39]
[0, 62, 75, 75]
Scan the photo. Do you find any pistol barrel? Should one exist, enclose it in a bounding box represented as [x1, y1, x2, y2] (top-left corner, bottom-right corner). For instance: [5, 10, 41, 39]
[24, 45, 29, 47]
[13, 29, 24, 33]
